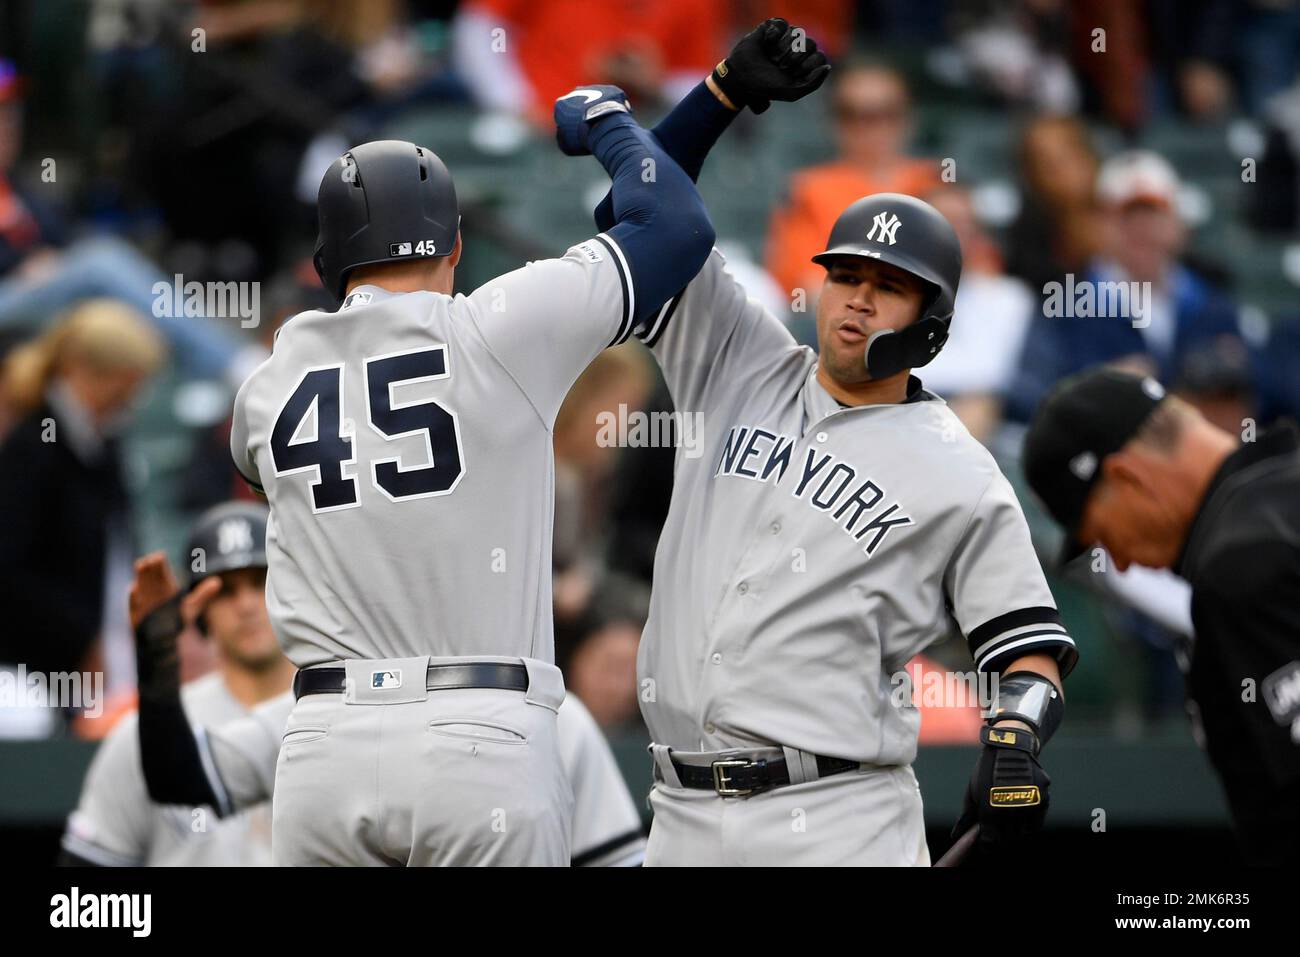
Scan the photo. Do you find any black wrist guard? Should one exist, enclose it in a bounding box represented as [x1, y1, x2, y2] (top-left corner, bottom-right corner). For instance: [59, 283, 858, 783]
[989, 671, 1064, 749]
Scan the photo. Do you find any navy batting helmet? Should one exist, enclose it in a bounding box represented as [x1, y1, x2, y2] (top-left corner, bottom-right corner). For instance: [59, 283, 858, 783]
[187, 501, 269, 588]
[313, 140, 459, 301]
[812, 193, 962, 380]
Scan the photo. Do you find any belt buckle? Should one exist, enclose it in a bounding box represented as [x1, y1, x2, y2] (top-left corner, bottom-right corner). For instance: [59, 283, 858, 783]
[711, 759, 754, 797]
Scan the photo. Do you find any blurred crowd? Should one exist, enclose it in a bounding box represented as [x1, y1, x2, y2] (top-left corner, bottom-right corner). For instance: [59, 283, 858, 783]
[2, 0, 1299, 744]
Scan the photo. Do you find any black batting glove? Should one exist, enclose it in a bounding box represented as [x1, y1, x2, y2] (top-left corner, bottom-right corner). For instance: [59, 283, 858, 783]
[953, 724, 1052, 849]
[711, 17, 832, 114]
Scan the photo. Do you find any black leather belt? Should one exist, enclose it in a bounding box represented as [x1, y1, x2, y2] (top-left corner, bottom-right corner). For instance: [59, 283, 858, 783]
[669, 754, 861, 797]
[293, 662, 529, 699]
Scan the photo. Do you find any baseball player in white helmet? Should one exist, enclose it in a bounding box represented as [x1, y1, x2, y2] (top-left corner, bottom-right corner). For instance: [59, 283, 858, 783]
[578, 19, 1076, 865]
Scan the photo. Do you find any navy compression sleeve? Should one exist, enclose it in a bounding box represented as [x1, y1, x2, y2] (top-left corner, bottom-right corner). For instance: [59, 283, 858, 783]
[587, 113, 715, 327]
[594, 80, 738, 232]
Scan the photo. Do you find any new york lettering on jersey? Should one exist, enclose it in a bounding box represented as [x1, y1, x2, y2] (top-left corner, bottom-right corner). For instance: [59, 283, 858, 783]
[635, 251, 1076, 764]
[715, 425, 914, 556]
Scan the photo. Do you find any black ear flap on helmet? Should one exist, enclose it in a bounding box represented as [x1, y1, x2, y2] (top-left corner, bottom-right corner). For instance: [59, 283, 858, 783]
[812, 192, 963, 380]
[864, 317, 951, 380]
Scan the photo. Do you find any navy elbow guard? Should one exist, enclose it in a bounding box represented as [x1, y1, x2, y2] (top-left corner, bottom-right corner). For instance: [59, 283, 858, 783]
[554, 85, 633, 156]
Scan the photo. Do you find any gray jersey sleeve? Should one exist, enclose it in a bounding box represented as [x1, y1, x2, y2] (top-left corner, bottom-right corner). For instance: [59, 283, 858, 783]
[61, 714, 151, 866]
[229, 375, 263, 494]
[467, 234, 634, 427]
[557, 695, 646, 867]
[635, 248, 800, 416]
[202, 690, 294, 810]
[945, 472, 1079, 676]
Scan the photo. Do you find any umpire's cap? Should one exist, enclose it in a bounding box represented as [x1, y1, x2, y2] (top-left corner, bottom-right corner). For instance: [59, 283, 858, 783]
[1023, 368, 1169, 564]
[812, 193, 962, 380]
[187, 501, 269, 587]
[314, 140, 459, 301]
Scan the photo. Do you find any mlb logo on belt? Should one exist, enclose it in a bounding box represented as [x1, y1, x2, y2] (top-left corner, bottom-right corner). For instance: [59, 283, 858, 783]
[371, 670, 402, 690]
[389, 242, 413, 257]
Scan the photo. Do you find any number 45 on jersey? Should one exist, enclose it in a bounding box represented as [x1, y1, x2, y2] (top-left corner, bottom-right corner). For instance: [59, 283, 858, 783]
[269, 346, 465, 513]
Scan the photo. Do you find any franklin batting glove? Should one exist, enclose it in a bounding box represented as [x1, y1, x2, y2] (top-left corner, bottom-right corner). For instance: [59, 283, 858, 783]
[711, 17, 832, 114]
[953, 724, 1052, 849]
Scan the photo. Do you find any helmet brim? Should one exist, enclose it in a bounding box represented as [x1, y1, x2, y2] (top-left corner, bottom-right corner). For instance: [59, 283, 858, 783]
[811, 245, 950, 302]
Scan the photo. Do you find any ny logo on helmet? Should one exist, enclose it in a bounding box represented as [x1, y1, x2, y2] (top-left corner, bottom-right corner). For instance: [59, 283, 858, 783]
[866, 211, 902, 245]
[217, 519, 254, 556]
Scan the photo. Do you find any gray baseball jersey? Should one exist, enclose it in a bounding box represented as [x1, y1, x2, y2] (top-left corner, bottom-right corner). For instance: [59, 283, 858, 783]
[634, 249, 1078, 764]
[61, 673, 272, 867]
[230, 237, 636, 667]
[195, 690, 645, 866]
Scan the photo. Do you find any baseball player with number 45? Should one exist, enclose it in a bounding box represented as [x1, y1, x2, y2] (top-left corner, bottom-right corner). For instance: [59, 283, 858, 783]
[577, 18, 1080, 866]
[224, 73, 714, 864]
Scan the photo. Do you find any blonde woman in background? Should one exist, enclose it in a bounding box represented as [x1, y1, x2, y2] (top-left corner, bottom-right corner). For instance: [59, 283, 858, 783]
[0, 299, 164, 738]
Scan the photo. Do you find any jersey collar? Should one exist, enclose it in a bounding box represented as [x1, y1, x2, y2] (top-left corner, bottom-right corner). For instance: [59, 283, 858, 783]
[802, 363, 937, 431]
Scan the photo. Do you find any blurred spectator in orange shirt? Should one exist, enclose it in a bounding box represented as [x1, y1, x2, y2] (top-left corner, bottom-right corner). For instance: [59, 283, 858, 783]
[453, 0, 727, 124]
[765, 60, 939, 299]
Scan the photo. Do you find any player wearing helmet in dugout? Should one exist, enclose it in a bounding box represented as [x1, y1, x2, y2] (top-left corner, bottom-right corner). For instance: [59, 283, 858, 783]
[60, 502, 293, 867]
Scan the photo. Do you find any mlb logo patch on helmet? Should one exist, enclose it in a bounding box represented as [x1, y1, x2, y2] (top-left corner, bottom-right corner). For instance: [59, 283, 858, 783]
[314, 140, 460, 300]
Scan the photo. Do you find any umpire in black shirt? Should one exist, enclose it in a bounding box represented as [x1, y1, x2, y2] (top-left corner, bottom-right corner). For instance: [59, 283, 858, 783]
[1023, 367, 1300, 865]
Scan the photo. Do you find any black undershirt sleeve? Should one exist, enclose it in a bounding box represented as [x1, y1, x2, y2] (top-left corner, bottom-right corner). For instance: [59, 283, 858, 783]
[134, 596, 230, 814]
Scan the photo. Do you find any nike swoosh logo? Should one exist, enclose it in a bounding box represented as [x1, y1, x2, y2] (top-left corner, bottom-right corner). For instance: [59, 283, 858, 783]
[560, 88, 605, 105]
